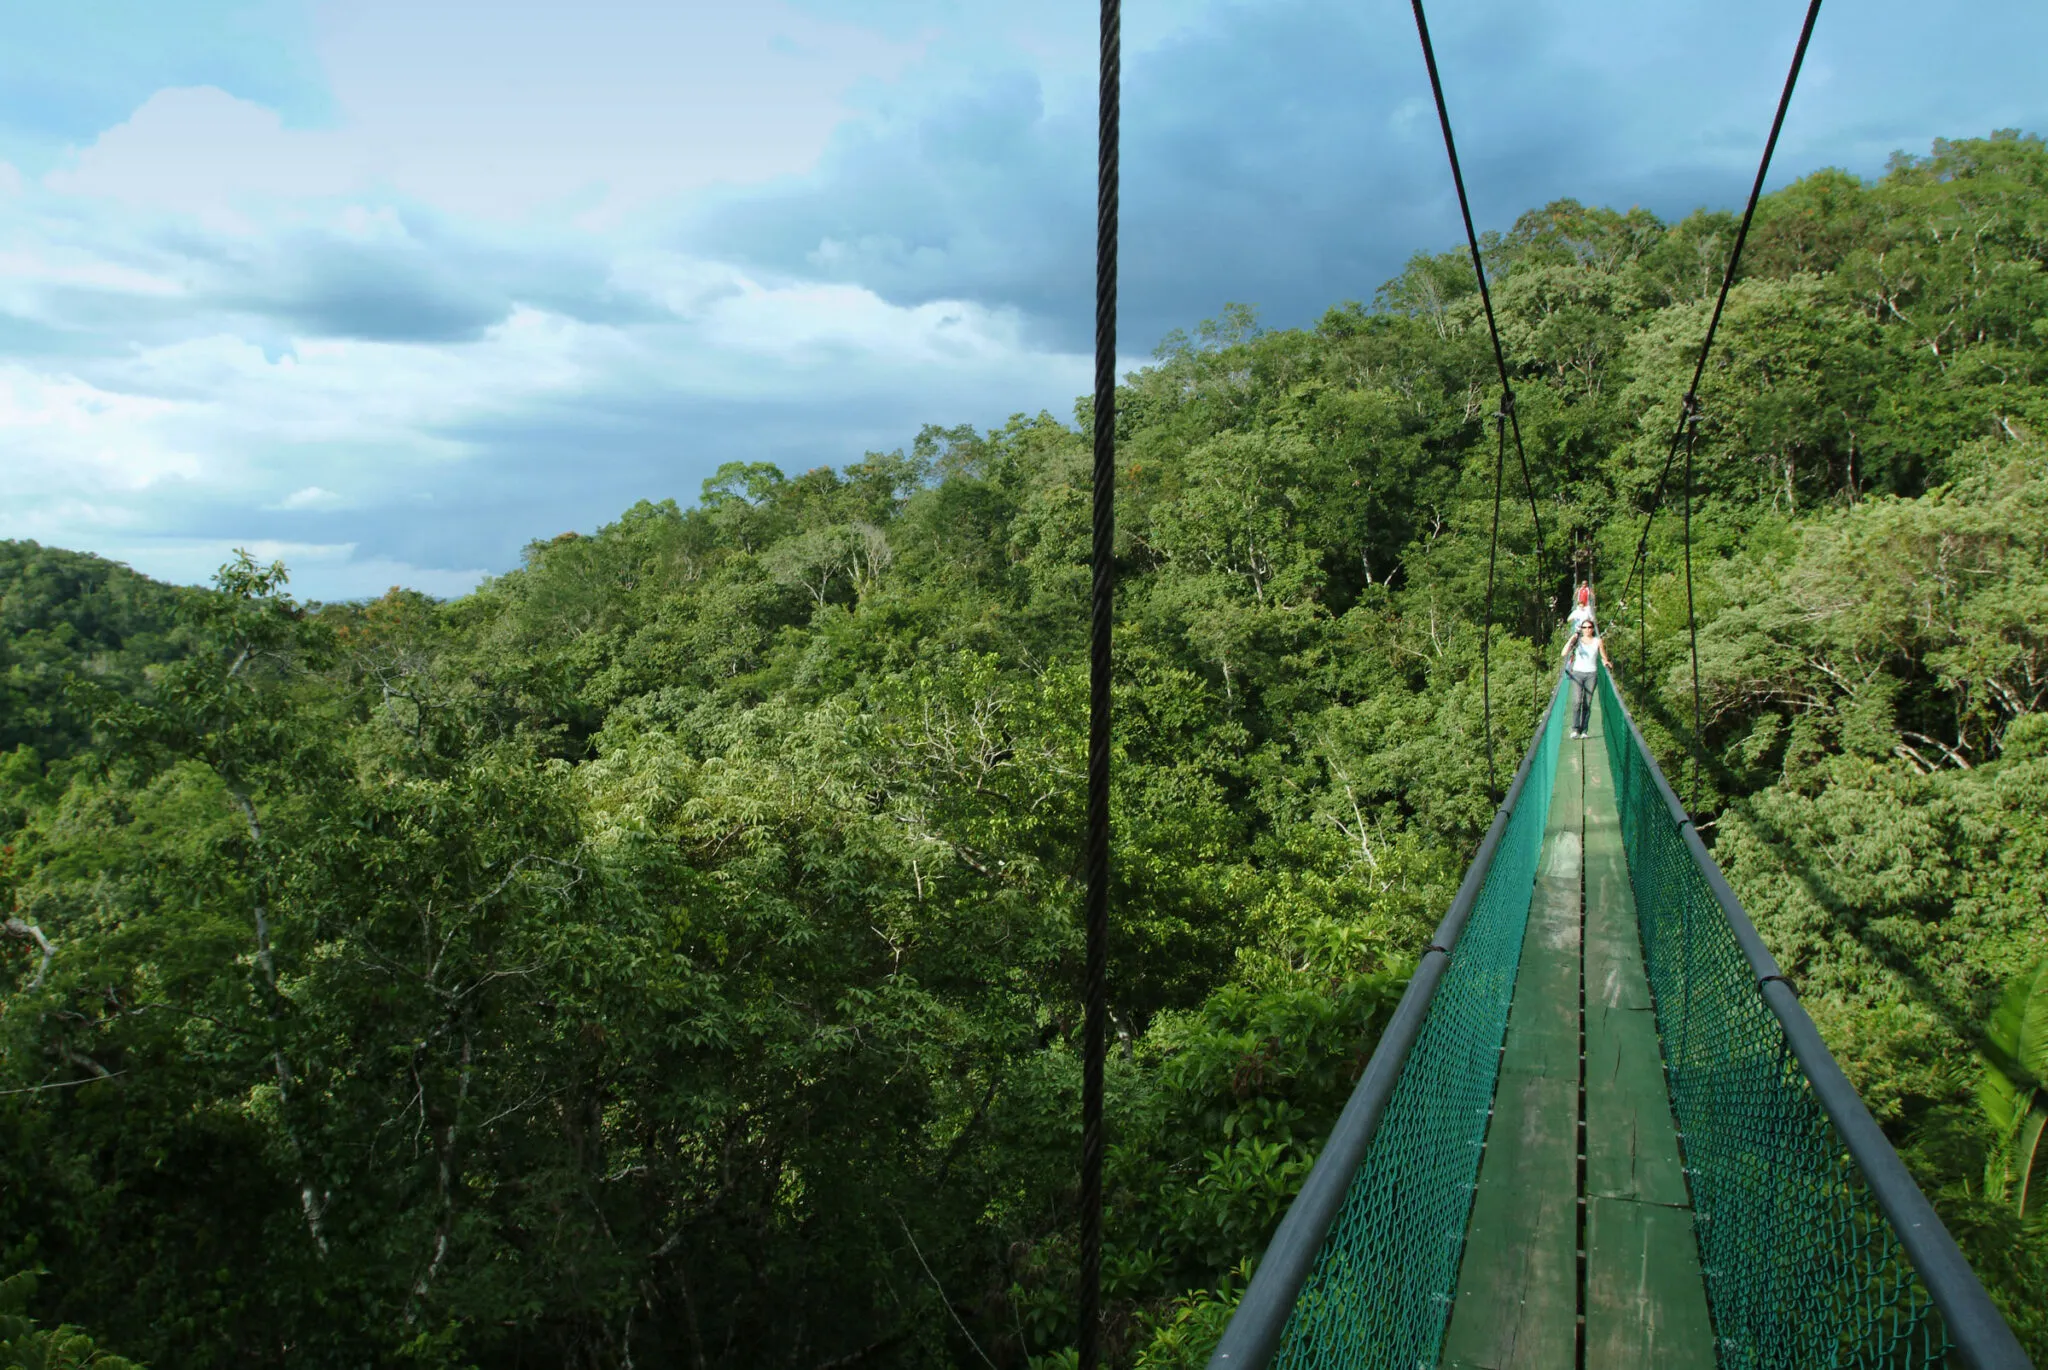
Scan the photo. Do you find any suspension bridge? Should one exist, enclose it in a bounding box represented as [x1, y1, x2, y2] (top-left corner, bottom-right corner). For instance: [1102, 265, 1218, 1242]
[1204, 667, 2028, 1368]
[1070, 0, 2036, 1363]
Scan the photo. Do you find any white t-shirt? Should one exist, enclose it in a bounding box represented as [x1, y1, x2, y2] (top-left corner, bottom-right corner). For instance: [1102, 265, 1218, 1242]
[1570, 636, 1602, 674]
[1567, 603, 1596, 632]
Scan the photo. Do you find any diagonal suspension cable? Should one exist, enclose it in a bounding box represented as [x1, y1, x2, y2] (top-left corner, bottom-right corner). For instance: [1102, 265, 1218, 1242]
[1078, 0, 1118, 1363]
[1618, 0, 1822, 810]
[1481, 406, 1507, 796]
[1411, 0, 1550, 771]
[1620, 0, 1824, 661]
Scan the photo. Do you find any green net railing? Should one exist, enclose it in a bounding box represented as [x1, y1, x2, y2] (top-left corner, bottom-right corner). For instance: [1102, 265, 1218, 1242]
[1213, 665, 2021, 1370]
[1594, 664, 1949, 1368]
[1269, 677, 1568, 1369]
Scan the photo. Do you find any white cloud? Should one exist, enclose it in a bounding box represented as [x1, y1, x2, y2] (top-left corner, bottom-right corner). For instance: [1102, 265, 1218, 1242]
[40, 1, 937, 227]
[699, 278, 1031, 368]
[276, 485, 346, 510]
[310, 0, 933, 221]
[0, 246, 184, 299]
[0, 184, 1094, 597]
[46, 87, 368, 224]
[0, 365, 205, 494]
[90, 537, 492, 602]
[1389, 96, 1429, 139]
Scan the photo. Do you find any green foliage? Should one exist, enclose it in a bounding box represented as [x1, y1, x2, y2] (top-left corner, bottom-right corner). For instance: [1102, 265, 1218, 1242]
[4, 132, 2048, 1365]
[0, 542, 192, 764]
[1980, 960, 2048, 1216]
[0, 1272, 143, 1369]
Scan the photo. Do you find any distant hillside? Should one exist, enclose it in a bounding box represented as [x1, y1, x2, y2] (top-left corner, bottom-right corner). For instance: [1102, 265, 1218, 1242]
[0, 541, 194, 762]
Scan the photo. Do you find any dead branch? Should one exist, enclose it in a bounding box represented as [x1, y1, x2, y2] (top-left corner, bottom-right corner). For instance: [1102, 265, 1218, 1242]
[0, 1071, 127, 1098]
[2, 918, 56, 991]
[1900, 729, 1972, 770]
[894, 1212, 998, 1370]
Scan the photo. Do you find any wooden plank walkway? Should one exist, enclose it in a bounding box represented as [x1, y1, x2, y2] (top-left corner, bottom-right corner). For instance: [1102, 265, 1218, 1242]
[1440, 691, 1714, 1370]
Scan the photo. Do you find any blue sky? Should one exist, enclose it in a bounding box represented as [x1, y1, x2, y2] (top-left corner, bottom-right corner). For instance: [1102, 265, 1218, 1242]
[3, 0, 2044, 601]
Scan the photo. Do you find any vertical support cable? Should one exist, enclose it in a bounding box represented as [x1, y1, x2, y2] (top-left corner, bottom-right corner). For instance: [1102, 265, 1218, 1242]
[1482, 408, 1506, 798]
[1079, 0, 1118, 1364]
[1682, 423, 1704, 810]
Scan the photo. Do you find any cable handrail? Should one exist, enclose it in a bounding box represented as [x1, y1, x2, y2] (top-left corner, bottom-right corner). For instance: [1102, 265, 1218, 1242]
[1077, 0, 1119, 1362]
[1205, 667, 2029, 1369]
[1596, 665, 2029, 1370]
[1409, 0, 1550, 801]
[1208, 677, 1568, 1368]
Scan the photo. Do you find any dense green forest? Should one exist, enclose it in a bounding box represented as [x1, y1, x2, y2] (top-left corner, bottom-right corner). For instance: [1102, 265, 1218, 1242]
[3, 132, 2047, 1366]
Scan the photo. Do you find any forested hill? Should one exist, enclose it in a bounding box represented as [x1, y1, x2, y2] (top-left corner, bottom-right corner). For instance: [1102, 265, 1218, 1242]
[0, 542, 195, 764]
[3, 132, 2046, 1367]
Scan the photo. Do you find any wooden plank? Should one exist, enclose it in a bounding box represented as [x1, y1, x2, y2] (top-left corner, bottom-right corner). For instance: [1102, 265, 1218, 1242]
[1440, 742, 1581, 1370]
[1580, 691, 1714, 1368]
[1502, 858, 1580, 1066]
[1584, 1197, 1716, 1370]
[1549, 731, 1584, 838]
[1582, 703, 1650, 1014]
[1583, 914, 1650, 1012]
[1580, 708, 1685, 1205]
[1584, 1004, 1688, 1205]
[1582, 838, 1649, 1014]
[1440, 1068, 1579, 1369]
[1444, 710, 1717, 1368]
[1505, 743, 1581, 1062]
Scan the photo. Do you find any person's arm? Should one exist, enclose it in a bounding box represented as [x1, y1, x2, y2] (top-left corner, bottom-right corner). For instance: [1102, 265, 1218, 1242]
[1598, 637, 1612, 668]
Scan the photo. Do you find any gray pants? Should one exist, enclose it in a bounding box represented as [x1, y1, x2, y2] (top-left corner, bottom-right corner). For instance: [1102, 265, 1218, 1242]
[1569, 669, 1596, 733]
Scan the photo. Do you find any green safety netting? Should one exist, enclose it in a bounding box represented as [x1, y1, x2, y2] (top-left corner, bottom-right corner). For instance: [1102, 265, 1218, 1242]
[1261, 665, 1960, 1370]
[1270, 676, 1568, 1370]
[1594, 664, 1949, 1368]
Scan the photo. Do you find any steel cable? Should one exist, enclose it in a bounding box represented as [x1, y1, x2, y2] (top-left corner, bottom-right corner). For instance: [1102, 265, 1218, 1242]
[1411, 0, 1552, 762]
[1481, 408, 1506, 797]
[1621, 0, 1824, 677]
[1078, 0, 1118, 1363]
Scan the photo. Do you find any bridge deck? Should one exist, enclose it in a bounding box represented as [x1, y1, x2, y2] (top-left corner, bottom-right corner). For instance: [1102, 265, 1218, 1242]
[1439, 692, 1714, 1370]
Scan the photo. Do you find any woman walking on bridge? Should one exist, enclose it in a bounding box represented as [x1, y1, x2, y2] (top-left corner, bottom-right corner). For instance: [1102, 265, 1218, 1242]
[1562, 617, 1610, 738]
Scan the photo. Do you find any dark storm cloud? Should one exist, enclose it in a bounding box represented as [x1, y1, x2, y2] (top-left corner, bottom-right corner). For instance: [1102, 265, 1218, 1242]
[202, 214, 670, 344]
[22, 203, 673, 363]
[687, 0, 2048, 352]
[248, 237, 513, 343]
[288, 385, 996, 577]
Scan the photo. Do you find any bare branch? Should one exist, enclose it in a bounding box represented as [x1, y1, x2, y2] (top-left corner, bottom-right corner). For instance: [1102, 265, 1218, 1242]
[57, 1044, 113, 1078]
[476, 1086, 566, 1136]
[2, 918, 56, 991]
[1900, 729, 1972, 770]
[469, 854, 584, 914]
[226, 790, 279, 993]
[0, 1071, 126, 1098]
[894, 1212, 998, 1370]
[406, 1022, 475, 1322]
[224, 787, 330, 1258]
